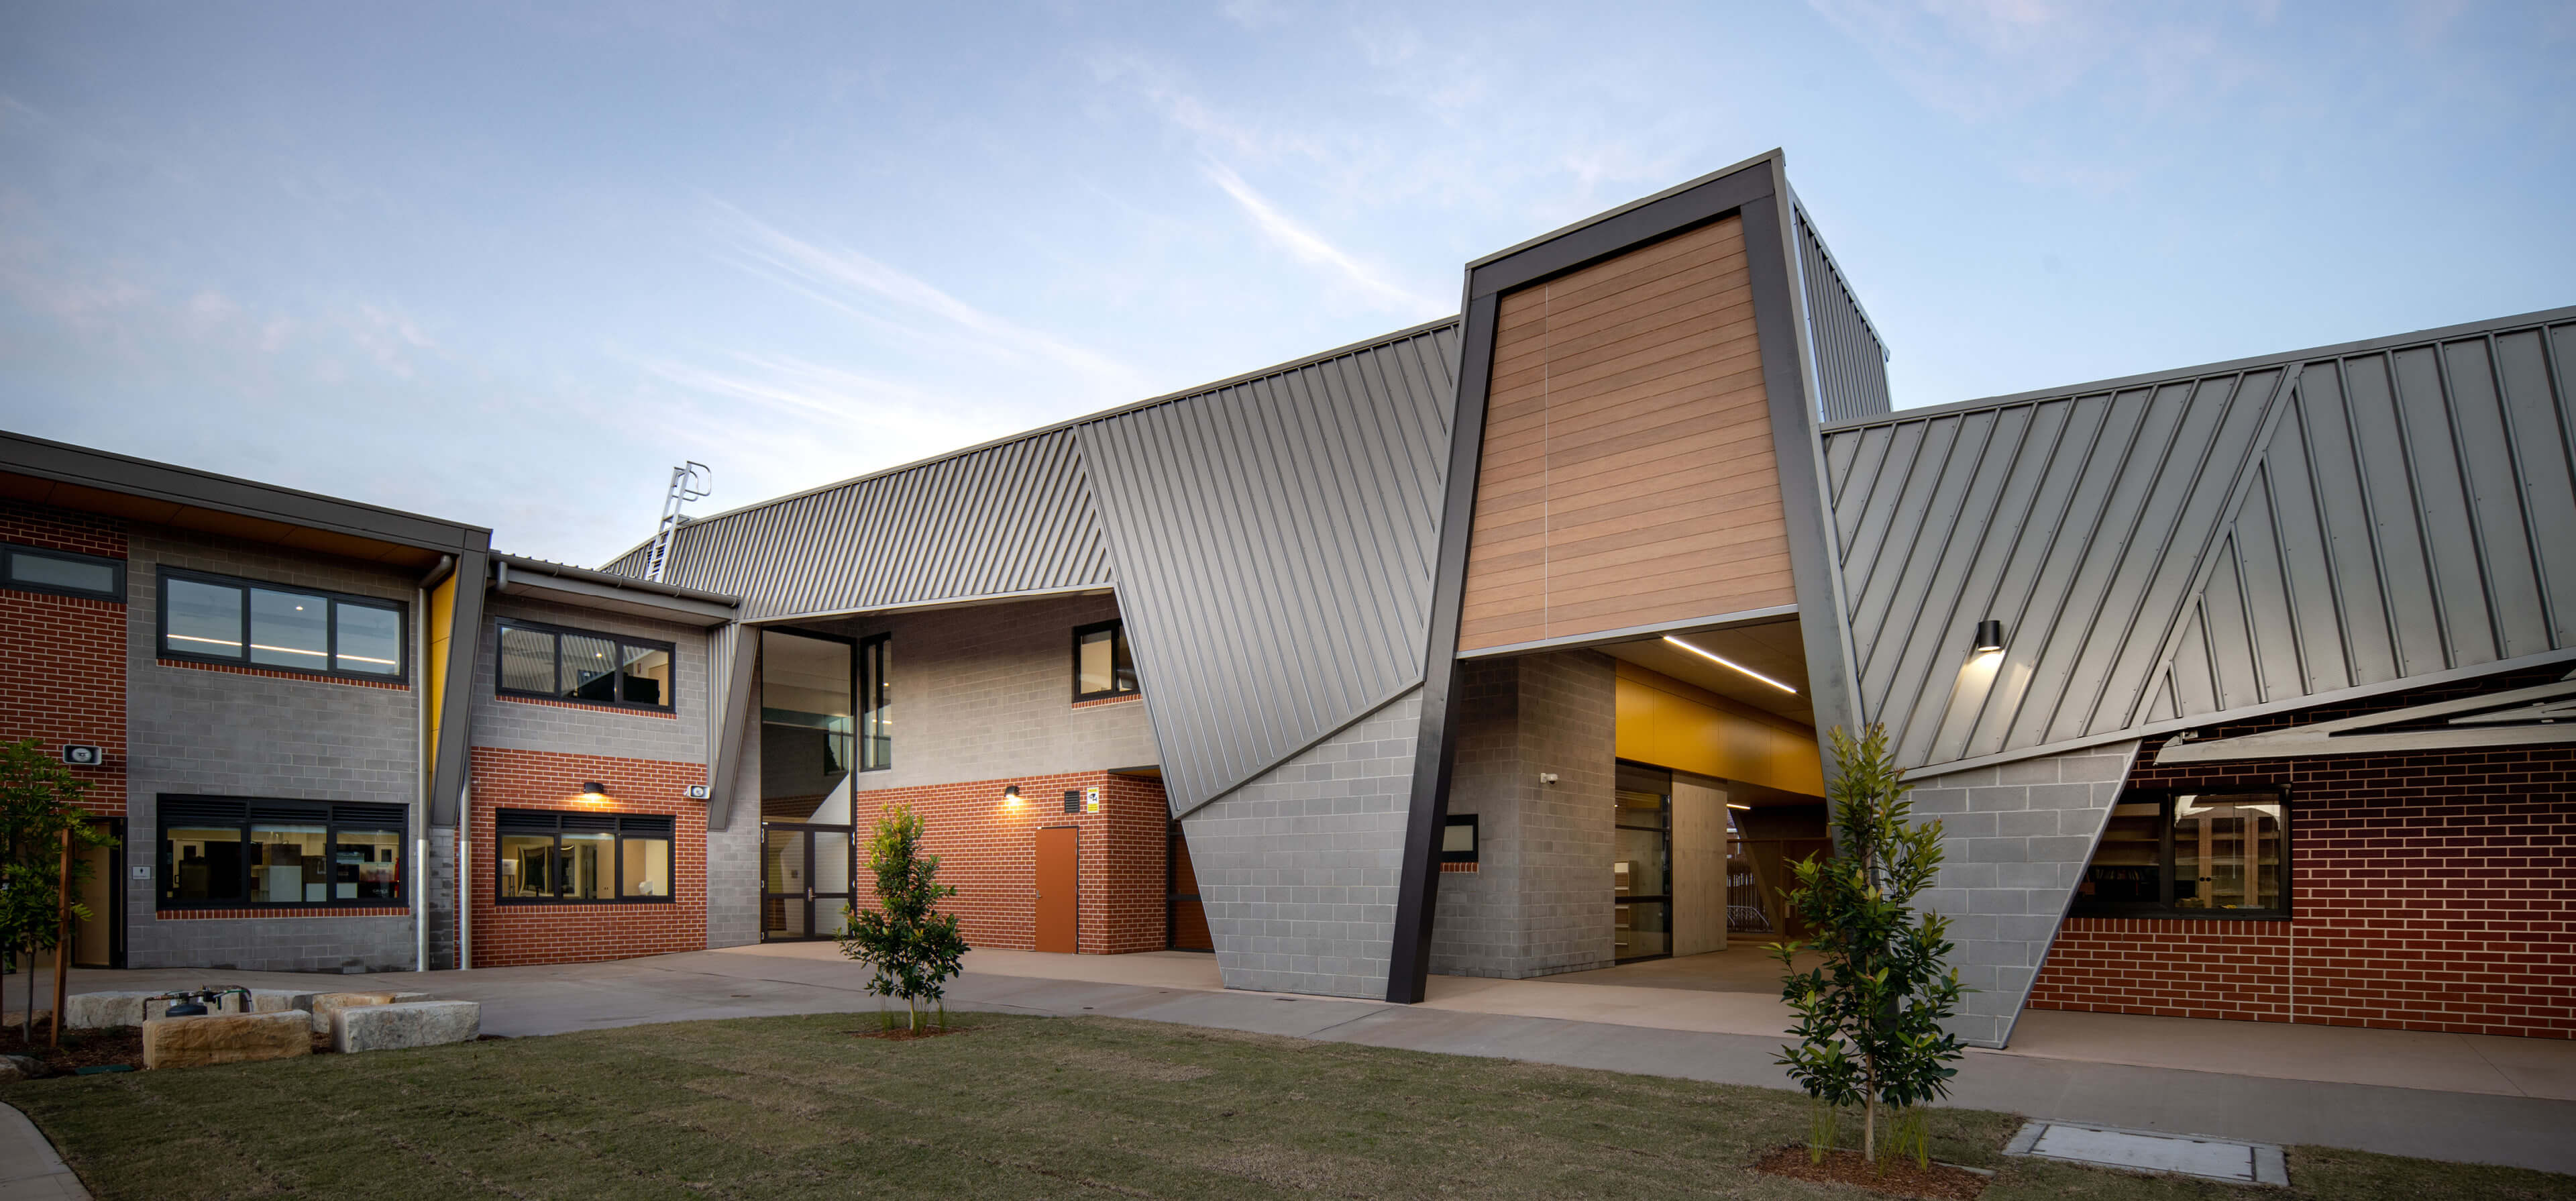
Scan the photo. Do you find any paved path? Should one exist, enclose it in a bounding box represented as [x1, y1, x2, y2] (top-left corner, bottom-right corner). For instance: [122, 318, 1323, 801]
[0, 1101, 88, 1200]
[67, 948, 2576, 1177]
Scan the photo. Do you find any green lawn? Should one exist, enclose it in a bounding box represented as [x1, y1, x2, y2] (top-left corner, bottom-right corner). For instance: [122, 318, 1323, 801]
[5, 1013, 2569, 1200]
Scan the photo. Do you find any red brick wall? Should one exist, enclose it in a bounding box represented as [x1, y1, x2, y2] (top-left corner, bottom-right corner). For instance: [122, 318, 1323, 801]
[850, 770, 1168, 955]
[2029, 665, 2575, 1039]
[467, 745, 708, 968]
[0, 500, 127, 816]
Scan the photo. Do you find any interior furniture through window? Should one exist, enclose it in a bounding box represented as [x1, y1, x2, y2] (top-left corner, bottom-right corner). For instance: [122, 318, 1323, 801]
[158, 568, 405, 680]
[158, 796, 407, 908]
[496, 619, 674, 709]
[1072, 619, 1140, 701]
[2, 541, 125, 602]
[2072, 788, 2289, 917]
[494, 809, 674, 902]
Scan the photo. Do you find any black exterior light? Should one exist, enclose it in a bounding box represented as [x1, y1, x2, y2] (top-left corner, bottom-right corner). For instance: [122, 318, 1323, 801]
[1002, 785, 1024, 804]
[580, 781, 611, 801]
[1972, 620, 2007, 654]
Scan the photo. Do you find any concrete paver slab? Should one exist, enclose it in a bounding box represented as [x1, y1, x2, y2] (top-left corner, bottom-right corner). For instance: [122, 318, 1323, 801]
[2024, 1124, 2264, 1183]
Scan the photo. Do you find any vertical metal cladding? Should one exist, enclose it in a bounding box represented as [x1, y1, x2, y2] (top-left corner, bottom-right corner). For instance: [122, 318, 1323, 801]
[1824, 308, 2576, 772]
[1792, 199, 1892, 424]
[610, 429, 1114, 620]
[1077, 325, 1460, 817]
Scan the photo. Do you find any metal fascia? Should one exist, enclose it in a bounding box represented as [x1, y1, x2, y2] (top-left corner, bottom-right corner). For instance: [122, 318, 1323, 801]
[494, 571, 739, 625]
[1453, 605, 1801, 660]
[0, 430, 490, 554]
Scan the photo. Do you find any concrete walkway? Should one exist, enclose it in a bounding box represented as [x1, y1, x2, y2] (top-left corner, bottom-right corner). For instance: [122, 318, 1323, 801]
[59, 947, 2576, 1176]
[0, 1101, 89, 1200]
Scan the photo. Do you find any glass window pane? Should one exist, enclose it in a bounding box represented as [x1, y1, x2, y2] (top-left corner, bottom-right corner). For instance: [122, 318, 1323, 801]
[498, 625, 555, 693]
[1111, 626, 1137, 692]
[166, 578, 244, 658]
[11, 550, 115, 595]
[561, 633, 617, 701]
[860, 637, 890, 771]
[620, 835, 672, 898]
[250, 822, 329, 903]
[620, 644, 671, 707]
[164, 825, 243, 902]
[249, 588, 331, 670]
[1077, 627, 1115, 695]
[499, 833, 557, 898]
[559, 831, 612, 900]
[335, 825, 404, 900]
[335, 603, 402, 674]
[2175, 794, 2284, 912]
[2081, 801, 2165, 904]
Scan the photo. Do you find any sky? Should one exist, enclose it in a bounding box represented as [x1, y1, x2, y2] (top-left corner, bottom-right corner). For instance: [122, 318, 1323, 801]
[1, 1, 2569, 566]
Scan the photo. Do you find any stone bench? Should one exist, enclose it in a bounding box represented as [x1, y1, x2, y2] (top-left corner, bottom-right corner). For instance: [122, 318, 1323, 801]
[308, 991, 431, 1033]
[332, 1000, 480, 1053]
[142, 1010, 312, 1069]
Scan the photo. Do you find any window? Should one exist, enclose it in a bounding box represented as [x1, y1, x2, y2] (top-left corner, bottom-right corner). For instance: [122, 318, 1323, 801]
[1072, 620, 1138, 701]
[495, 620, 676, 711]
[157, 797, 407, 908]
[3, 542, 124, 602]
[2074, 789, 2290, 918]
[859, 633, 892, 771]
[157, 569, 405, 680]
[494, 810, 674, 903]
[1442, 814, 1479, 865]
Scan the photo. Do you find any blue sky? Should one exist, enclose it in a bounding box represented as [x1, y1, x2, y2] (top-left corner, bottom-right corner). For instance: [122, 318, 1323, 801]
[2, 1, 2569, 566]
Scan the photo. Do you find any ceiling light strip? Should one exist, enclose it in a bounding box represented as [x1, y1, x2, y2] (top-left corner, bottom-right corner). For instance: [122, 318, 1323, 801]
[1662, 635, 1799, 694]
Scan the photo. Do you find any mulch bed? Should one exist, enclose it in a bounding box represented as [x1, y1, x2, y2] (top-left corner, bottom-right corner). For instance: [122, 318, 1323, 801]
[1, 1025, 146, 1074]
[1754, 1145, 1989, 1200]
[845, 1025, 969, 1041]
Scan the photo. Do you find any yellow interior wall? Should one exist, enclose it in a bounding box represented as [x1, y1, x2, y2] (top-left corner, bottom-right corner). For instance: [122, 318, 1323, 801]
[1613, 662, 1825, 796]
[425, 573, 457, 771]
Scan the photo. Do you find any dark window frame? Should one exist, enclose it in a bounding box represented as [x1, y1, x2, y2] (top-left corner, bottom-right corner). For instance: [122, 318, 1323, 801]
[492, 808, 678, 905]
[1, 541, 125, 603]
[1441, 813, 1480, 864]
[155, 567, 409, 683]
[155, 795, 411, 911]
[494, 618, 678, 713]
[1071, 619, 1140, 702]
[2070, 786, 2293, 921]
[858, 632, 892, 772]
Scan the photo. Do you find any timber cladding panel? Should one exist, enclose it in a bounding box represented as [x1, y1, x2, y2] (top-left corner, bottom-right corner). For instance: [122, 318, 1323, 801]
[1458, 214, 1794, 653]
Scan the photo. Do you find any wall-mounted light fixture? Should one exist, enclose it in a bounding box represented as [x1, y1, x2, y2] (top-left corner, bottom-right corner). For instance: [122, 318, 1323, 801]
[1002, 785, 1024, 806]
[1726, 802, 1752, 811]
[1972, 620, 2006, 654]
[1664, 635, 1799, 694]
[579, 782, 611, 802]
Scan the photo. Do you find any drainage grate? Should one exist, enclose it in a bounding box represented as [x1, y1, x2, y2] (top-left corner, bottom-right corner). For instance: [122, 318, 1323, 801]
[2004, 1121, 2288, 1187]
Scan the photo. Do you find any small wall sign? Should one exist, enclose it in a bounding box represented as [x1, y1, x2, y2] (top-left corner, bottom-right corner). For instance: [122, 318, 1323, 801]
[1083, 788, 1102, 813]
[61, 744, 103, 767]
[684, 784, 711, 800]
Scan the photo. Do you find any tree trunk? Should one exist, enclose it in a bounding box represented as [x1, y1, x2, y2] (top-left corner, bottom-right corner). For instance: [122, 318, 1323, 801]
[1864, 1057, 1878, 1163]
[906, 994, 918, 1033]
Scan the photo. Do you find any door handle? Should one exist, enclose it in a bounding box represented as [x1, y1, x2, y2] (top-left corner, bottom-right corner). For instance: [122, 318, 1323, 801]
[806, 886, 815, 901]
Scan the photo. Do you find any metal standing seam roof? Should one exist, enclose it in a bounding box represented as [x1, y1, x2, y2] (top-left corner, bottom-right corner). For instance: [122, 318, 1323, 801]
[1823, 305, 2576, 773]
[1790, 197, 1893, 424]
[606, 319, 1462, 816]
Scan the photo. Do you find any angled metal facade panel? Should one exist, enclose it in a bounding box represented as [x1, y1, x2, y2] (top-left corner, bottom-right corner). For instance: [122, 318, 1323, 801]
[604, 429, 1112, 620]
[1078, 325, 1459, 816]
[1792, 201, 1892, 423]
[1826, 309, 2576, 772]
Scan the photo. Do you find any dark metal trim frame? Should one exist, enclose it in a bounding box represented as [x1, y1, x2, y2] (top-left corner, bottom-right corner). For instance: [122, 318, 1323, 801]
[2068, 786, 2294, 921]
[0, 541, 126, 603]
[492, 617, 680, 713]
[757, 819, 855, 941]
[492, 808, 680, 905]
[154, 795, 413, 912]
[154, 566, 411, 684]
[1069, 618, 1140, 702]
[1388, 152, 1851, 1003]
[857, 631, 892, 772]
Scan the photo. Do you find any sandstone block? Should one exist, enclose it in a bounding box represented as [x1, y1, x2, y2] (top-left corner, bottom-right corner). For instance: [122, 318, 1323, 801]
[333, 1001, 480, 1053]
[307, 991, 428, 1033]
[68, 992, 159, 1029]
[142, 1011, 312, 1070]
[249, 989, 316, 1015]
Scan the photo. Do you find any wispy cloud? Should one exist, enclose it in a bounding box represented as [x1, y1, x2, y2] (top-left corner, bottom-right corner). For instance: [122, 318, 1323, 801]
[1202, 162, 1447, 317]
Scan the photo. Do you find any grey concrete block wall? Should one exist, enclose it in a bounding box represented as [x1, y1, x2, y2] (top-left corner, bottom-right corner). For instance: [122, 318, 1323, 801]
[1904, 739, 2140, 1047]
[804, 593, 1159, 792]
[1431, 650, 1616, 979]
[1181, 689, 1419, 999]
[472, 596, 711, 764]
[123, 528, 432, 972]
[706, 679, 762, 949]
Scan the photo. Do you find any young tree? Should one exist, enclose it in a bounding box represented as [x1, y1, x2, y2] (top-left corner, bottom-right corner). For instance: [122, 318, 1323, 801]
[839, 803, 969, 1033]
[1771, 724, 1966, 1167]
[1, 740, 118, 1043]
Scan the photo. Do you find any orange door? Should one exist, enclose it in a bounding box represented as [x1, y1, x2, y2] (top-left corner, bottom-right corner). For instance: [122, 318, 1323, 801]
[1034, 827, 1078, 953]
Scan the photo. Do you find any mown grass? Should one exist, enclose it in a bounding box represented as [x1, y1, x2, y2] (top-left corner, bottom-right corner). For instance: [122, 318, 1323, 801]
[4, 1012, 2569, 1200]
